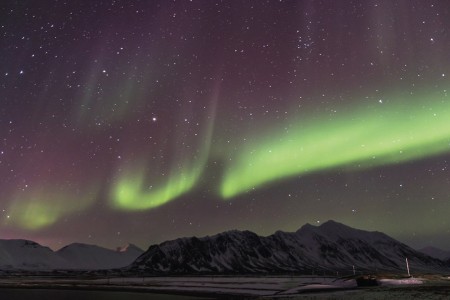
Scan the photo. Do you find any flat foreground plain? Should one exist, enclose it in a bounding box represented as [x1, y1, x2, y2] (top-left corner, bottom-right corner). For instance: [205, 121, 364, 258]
[1, 275, 450, 299]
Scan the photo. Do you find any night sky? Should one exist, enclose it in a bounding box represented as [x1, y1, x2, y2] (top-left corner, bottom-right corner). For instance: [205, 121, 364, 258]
[1, 0, 450, 251]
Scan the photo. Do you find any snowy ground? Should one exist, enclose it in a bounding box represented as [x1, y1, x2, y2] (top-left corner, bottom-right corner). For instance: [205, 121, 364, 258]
[265, 276, 450, 299]
[0, 275, 355, 297]
[1, 275, 450, 299]
[275, 285, 450, 300]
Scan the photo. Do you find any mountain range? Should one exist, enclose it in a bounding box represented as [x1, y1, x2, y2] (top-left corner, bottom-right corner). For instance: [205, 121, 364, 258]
[0, 240, 143, 270]
[1, 221, 449, 275]
[127, 220, 449, 275]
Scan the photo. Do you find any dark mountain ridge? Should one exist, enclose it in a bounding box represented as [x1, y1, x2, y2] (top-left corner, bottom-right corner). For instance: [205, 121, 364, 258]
[128, 220, 448, 275]
[418, 246, 450, 261]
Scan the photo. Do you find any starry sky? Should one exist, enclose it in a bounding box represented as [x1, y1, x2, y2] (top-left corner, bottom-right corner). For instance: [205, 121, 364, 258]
[1, 0, 450, 251]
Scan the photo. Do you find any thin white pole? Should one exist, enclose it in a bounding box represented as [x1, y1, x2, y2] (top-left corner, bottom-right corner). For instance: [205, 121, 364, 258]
[353, 265, 355, 275]
[406, 258, 411, 277]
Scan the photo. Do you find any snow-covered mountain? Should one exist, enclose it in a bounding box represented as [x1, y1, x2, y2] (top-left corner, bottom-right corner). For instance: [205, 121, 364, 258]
[57, 243, 144, 270]
[0, 239, 68, 270]
[0, 240, 143, 270]
[418, 246, 450, 261]
[128, 220, 448, 274]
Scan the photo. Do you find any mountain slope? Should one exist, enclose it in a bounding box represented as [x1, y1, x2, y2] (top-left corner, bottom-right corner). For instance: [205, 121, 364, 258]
[418, 246, 450, 261]
[57, 243, 144, 270]
[129, 220, 447, 274]
[0, 240, 143, 270]
[0, 239, 68, 270]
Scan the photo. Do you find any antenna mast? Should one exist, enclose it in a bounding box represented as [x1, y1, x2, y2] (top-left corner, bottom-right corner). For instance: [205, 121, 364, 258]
[406, 258, 411, 277]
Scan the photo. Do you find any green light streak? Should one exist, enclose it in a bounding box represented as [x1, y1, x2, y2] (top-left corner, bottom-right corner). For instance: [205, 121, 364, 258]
[112, 162, 204, 210]
[6, 187, 98, 230]
[110, 94, 218, 210]
[221, 90, 450, 198]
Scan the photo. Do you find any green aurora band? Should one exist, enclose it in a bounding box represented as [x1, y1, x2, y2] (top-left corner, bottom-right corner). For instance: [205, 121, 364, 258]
[5, 186, 98, 230]
[111, 163, 205, 210]
[221, 90, 450, 198]
[110, 95, 218, 210]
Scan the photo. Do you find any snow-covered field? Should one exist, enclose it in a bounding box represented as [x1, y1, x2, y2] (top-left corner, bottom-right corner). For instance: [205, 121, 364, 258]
[282, 285, 450, 300]
[1, 275, 450, 299]
[109, 276, 356, 296]
[0, 276, 353, 296]
[273, 276, 450, 300]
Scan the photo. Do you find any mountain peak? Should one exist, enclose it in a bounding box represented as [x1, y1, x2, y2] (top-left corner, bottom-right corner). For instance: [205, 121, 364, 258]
[296, 220, 349, 235]
[57, 242, 104, 253]
[116, 243, 143, 253]
[0, 239, 44, 247]
[296, 222, 315, 233]
[319, 219, 344, 227]
[318, 219, 355, 232]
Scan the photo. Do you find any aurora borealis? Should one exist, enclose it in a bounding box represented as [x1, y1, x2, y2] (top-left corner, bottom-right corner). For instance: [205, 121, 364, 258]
[221, 90, 450, 198]
[1, 0, 450, 251]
